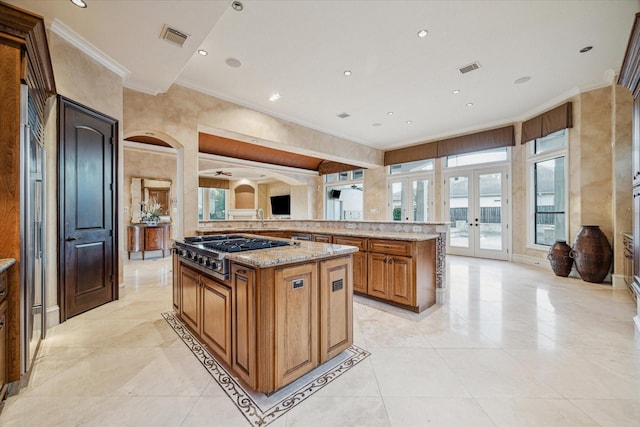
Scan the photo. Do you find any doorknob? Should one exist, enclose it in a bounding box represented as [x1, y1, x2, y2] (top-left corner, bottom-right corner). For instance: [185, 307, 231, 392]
[65, 236, 78, 241]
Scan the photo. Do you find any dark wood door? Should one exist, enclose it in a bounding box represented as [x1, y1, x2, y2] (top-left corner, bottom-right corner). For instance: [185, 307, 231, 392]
[58, 97, 118, 320]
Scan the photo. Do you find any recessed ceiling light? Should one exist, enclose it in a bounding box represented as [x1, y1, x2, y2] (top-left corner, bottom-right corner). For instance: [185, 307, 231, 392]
[70, 0, 87, 8]
[387, 112, 394, 116]
[466, 103, 474, 107]
[514, 76, 531, 84]
[225, 57, 242, 68]
[231, 1, 243, 11]
[452, 89, 461, 94]
[580, 46, 593, 53]
[417, 29, 428, 38]
[406, 120, 413, 124]
[197, 49, 208, 56]
[344, 70, 352, 76]
[268, 93, 281, 102]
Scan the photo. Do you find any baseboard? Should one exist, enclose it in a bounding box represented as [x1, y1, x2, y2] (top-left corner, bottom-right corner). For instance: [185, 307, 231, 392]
[511, 254, 549, 268]
[611, 274, 628, 289]
[46, 305, 60, 329]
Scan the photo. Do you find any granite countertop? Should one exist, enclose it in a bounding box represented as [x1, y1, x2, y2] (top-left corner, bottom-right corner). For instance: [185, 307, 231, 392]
[0, 258, 16, 273]
[198, 226, 440, 241]
[224, 240, 358, 268]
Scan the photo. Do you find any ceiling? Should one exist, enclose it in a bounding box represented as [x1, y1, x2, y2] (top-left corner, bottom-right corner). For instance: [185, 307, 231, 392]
[9, 0, 640, 151]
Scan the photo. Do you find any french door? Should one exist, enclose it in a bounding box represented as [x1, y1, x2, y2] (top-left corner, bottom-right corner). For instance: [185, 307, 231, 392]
[388, 177, 432, 221]
[444, 167, 509, 259]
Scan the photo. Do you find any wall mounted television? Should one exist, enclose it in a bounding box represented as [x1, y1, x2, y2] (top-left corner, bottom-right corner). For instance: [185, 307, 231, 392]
[270, 194, 291, 215]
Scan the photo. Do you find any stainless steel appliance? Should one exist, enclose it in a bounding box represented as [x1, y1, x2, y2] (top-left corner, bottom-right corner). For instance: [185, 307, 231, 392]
[174, 235, 291, 280]
[20, 84, 46, 374]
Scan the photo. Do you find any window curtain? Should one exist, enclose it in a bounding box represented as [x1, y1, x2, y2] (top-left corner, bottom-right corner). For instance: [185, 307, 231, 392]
[383, 125, 514, 166]
[521, 102, 572, 144]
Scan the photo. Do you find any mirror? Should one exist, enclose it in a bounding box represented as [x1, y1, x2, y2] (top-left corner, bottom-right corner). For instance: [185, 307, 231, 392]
[131, 177, 172, 223]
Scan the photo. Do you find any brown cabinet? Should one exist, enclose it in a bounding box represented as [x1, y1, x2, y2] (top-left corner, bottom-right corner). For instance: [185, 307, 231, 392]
[231, 264, 257, 389]
[0, 3, 56, 387]
[274, 263, 318, 389]
[620, 13, 640, 324]
[179, 263, 233, 366]
[319, 256, 353, 363]
[127, 224, 171, 259]
[200, 275, 232, 366]
[334, 236, 368, 294]
[0, 268, 8, 401]
[313, 234, 333, 243]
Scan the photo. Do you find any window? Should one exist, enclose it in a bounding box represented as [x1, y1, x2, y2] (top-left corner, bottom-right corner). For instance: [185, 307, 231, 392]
[324, 170, 364, 220]
[389, 159, 433, 175]
[446, 147, 508, 168]
[530, 130, 567, 246]
[387, 160, 434, 221]
[198, 187, 227, 220]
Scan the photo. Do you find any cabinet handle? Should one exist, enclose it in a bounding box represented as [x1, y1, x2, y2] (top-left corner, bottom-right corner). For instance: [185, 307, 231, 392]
[237, 270, 246, 274]
[0, 320, 4, 328]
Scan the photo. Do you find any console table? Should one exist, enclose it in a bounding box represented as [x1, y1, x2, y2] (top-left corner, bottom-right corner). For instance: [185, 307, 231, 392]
[128, 224, 171, 259]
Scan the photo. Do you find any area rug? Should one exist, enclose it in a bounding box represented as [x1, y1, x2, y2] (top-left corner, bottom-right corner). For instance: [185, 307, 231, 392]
[162, 312, 370, 426]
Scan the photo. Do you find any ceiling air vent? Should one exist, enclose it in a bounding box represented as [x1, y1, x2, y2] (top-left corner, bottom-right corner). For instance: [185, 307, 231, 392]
[160, 25, 190, 47]
[337, 112, 350, 119]
[458, 61, 481, 74]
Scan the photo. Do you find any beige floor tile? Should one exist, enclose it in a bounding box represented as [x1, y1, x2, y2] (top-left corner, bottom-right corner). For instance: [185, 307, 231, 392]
[2, 254, 639, 426]
[476, 398, 599, 426]
[570, 398, 640, 427]
[283, 396, 390, 427]
[384, 397, 495, 427]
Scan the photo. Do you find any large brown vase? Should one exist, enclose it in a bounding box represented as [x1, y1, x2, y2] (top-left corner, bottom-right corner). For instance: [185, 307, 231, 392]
[570, 225, 612, 283]
[547, 240, 573, 277]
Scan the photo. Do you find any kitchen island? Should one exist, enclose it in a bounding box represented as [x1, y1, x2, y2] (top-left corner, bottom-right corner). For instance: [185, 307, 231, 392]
[197, 219, 448, 312]
[173, 235, 357, 393]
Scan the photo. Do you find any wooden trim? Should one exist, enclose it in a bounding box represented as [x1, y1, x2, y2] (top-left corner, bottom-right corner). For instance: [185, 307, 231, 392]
[317, 160, 363, 175]
[198, 177, 229, 189]
[521, 102, 573, 144]
[436, 125, 515, 158]
[384, 142, 438, 166]
[619, 13, 640, 98]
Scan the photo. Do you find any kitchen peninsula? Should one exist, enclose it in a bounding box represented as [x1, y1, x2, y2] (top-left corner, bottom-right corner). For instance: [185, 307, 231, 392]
[173, 234, 357, 393]
[198, 219, 449, 312]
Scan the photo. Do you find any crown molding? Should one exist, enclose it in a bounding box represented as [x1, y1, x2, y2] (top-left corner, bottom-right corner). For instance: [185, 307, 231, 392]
[49, 18, 130, 79]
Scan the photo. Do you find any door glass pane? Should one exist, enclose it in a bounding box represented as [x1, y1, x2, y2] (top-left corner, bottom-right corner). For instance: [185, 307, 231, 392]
[391, 181, 405, 221]
[412, 179, 429, 221]
[449, 176, 469, 248]
[478, 173, 502, 250]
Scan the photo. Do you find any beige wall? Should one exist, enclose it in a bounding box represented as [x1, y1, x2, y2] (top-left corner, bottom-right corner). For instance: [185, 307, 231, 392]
[123, 148, 178, 235]
[44, 32, 124, 325]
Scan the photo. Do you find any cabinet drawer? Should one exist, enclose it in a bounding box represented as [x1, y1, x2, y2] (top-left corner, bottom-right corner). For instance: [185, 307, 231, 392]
[368, 239, 413, 256]
[0, 271, 6, 303]
[334, 236, 367, 251]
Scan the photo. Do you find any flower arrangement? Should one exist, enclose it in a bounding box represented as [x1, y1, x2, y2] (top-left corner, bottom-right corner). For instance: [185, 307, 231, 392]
[140, 198, 162, 224]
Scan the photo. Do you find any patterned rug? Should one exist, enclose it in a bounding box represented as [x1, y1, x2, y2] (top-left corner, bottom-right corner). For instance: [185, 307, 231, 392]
[162, 312, 370, 426]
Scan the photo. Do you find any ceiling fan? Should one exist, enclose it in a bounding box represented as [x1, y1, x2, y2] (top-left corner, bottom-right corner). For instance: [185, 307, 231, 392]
[215, 170, 232, 176]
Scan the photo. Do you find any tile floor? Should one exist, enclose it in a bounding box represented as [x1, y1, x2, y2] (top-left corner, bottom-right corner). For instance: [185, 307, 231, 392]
[1, 255, 639, 426]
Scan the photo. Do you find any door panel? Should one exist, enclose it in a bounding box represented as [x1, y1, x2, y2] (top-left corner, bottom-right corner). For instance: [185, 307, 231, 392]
[445, 168, 509, 260]
[389, 177, 431, 221]
[59, 97, 118, 320]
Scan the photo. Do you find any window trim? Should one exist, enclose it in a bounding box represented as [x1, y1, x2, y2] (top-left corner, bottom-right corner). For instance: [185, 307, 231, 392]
[527, 132, 568, 249]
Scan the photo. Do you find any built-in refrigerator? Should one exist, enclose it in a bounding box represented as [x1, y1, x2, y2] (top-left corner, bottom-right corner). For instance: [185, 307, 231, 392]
[20, 84, 46, 374]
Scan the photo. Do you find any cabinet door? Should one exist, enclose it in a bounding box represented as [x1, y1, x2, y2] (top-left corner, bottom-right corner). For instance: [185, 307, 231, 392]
[367, 253, 389, 299]
[232, 264, 257, 389]
[180, 264, 201, 333]
[274, 263, 318, 389]
[351, 251, 367, 294]
[172, 252, 180, 312]
[145, 227, 164, 251]
[389, 255, 415, 306]
[313, 234, 333, 243]
[0, 300, 7, 395]
[320, 257, 353, 363]
[201, 275, 232, 366]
